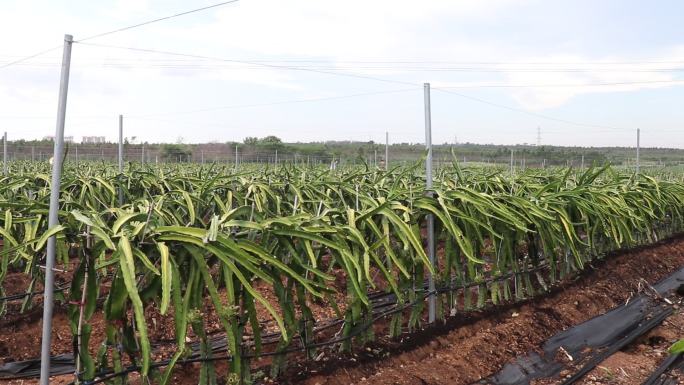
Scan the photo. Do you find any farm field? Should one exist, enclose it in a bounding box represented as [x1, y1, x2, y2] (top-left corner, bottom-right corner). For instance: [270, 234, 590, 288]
[1, 161, 684, 385]
[4, 0, 684, 384]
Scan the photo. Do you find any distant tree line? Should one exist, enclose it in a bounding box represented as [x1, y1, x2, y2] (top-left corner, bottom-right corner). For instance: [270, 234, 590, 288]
[4, 136, 683, 166]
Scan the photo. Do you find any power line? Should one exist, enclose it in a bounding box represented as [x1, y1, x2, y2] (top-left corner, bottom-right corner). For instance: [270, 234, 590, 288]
[11, 54, 684, 65]
[0, 89, 418, 120]
[13, 55, 684, 65]
[431, 87, 630, 131]
[127, 88, 418, 118]
[75, 0, 240, 42]
[0, 45, 62, 69]
[75, 42, 419, 87]
[17, 42, 636, 135]
[2, 1, 240, 70]
[8, 59, 684, 75]
[437, 79, 684, 88]
[77, 42, 637, 132]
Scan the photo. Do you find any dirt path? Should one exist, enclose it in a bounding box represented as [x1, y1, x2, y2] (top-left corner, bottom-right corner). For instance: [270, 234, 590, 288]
[295, 237, 684, 385]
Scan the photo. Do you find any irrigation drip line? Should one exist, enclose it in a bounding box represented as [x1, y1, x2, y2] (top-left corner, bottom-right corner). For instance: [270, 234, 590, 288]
[151, 259, 554, 351]
[559, 305, 674, 385]
[642, 353, 684, 385]
[2, 255, 563, 382]
[0, 283, 69, 302]
[0, 270, 140, 305]
[74, 289, 437, 385]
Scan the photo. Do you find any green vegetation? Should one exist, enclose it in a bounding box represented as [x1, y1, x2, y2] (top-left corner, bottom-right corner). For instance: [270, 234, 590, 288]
[1, 160, 683, 383]
[5, 137, 684, 166]
[158, 143, 192, 161]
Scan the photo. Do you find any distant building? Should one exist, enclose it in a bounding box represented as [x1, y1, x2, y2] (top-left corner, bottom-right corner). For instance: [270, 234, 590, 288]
[43, 135, 74, 143]
[82, 136, 106, 144]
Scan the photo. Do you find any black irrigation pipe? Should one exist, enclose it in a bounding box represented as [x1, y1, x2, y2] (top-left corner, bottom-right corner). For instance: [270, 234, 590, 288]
[154, 258, 555, 353]
[74, 259, 568, 385]
[559, 305, 674, 385]
[642, 353, 684, 385]
[0, 283, 70, 302]
[0, 271, 145, 305]
[76, 289, 437, 385]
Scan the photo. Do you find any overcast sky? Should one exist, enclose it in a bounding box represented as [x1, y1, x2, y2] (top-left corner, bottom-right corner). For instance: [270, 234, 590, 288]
[1, 0, 683, 147]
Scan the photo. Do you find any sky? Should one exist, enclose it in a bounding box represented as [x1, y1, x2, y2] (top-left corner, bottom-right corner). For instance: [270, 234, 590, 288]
[1, 0, 684, 148]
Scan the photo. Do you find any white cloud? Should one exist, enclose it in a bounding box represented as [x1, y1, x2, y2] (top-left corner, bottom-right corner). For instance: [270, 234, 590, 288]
[504, 51, 684, 110]
[1, 0, 684, 146]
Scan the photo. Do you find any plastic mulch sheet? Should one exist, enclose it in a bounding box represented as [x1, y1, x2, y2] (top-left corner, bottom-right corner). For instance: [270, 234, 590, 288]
[485, 267, 684, 385]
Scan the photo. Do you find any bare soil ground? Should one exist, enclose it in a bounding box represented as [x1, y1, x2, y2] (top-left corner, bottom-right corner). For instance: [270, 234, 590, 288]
[294, 237, 684, 385]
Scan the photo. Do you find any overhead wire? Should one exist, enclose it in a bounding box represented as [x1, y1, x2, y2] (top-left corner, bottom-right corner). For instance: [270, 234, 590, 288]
[10, 55, 684, 65]
[126, 88, 419, 117]
[0, 45, 62, 69]
[4, 3, 672, 141]
[75, 42, 639, 132]
[437, 79, 684, 88]
[7, 58, 684, 75]
[74, 0, 240, 42]
[0, 0, 240, 70]
[430, 87, 630, 131]
[0, 89, 417, 120]
[75, 41, 420, 87]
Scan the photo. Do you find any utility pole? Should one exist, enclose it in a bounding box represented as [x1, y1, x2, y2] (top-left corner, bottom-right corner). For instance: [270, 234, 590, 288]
[581, 154, 585, 170]
[141, 143, 145, 164]
[40, 33, 73, 385]
[385, 131, 389, 170]
[118, 115, 123, 206]
[2, 132, 7, 176]
[235, 145, 238, 167]
[510, 149, 514, 175]
[118, 115, 123, 173]
[636, 128, 640, 174]
[74, 143, 78, 164]
[31, 145, 35, 162]
[424, 83, 436, 324]
[275, 149, 278, 165]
